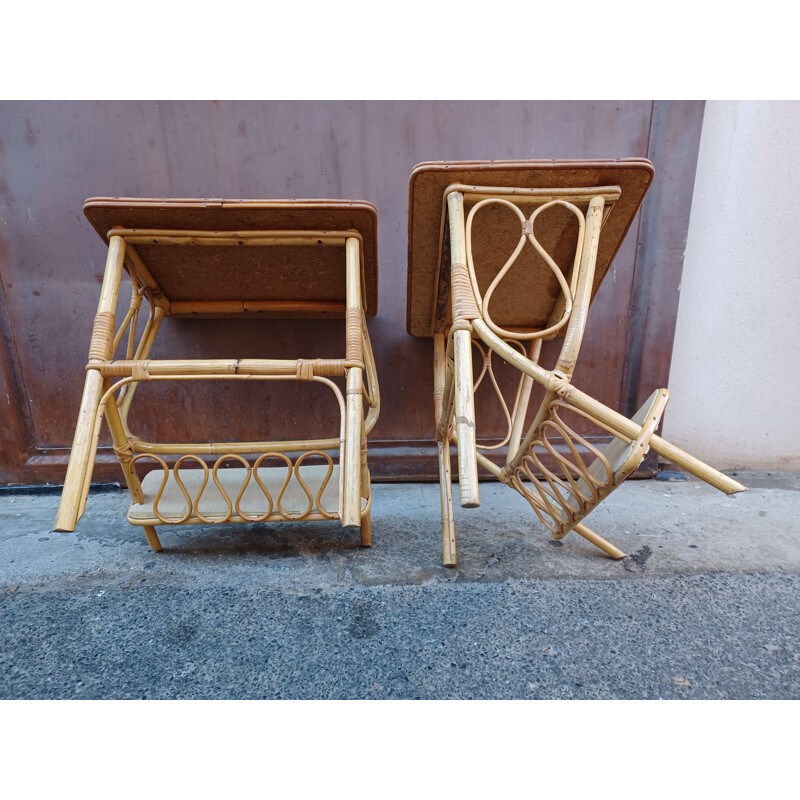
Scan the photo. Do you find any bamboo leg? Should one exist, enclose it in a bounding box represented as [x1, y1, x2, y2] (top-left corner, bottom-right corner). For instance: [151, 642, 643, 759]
[447, 191, 480, 509]
[344, 371, 364, 527]
[360, 508, 372, 547]
[143, 525, 163, 551]
[453, 328, 480, 508]
[54, 235, 126, 532]
[438, 440, 457, 566]
[342, 237, 364, 528]
[359, 435, 372, 547]
[434, 334, 457, 565]
[571, 522, 626, 559]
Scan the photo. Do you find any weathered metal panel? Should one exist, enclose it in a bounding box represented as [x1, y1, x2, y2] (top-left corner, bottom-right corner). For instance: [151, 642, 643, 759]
[0, 100, 701, 484]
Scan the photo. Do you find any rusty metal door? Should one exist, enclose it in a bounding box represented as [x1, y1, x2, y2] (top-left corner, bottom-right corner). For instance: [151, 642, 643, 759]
[0, 101, 703, 485]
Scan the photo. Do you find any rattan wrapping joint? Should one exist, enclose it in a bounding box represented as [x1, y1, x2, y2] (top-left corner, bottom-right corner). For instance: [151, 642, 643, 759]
[112, 440, 136, 461]
[346, 308, 363, 362]
[548, 370, 574, 398]
[296, 360, 315, 381]
[433, 387, 444, 422]
[87, 312, 116, 361]
[295, 359, 348, 380]
[450, 262, 481, 322]
[98, 360, 151, 380]
[448, 319, 473, 336]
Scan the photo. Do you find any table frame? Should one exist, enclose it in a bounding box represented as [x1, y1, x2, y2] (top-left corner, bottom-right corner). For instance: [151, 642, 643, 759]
[54, 224, 379, 550]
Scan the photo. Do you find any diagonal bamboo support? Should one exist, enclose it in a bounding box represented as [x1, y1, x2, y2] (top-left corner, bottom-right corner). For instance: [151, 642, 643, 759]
[54, 235, 127, 532]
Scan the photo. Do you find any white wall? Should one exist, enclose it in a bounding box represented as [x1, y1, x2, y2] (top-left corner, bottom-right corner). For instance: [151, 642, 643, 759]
[662, 101, 800, 469]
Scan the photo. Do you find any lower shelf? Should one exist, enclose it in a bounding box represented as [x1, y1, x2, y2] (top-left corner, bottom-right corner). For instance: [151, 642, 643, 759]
[127, 464, 366, 525]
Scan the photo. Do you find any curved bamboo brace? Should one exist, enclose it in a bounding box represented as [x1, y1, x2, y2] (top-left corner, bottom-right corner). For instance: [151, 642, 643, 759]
[510, 406, 620, 533]
[175, 455, 215, 524]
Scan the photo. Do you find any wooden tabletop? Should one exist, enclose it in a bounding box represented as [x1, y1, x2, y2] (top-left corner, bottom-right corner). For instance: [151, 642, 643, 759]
[406, 159, 654, 337]
[84, 198, 379, 318]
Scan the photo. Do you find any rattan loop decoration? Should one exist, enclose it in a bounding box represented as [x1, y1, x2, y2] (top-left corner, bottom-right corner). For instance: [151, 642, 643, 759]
[295, 451, 337, 519]
[465, 199, 586, 341]
[128, 450, 345, 525]
[470, 337, 528, 451]
[212, 454, 251, 523]
[509, 401, 617, 536]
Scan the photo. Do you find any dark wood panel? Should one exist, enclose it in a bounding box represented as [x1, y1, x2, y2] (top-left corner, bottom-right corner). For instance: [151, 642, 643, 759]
[0, 101, 701, 485]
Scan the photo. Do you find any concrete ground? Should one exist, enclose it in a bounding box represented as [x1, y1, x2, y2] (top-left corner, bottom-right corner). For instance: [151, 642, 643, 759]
[1, 470, 799, 699]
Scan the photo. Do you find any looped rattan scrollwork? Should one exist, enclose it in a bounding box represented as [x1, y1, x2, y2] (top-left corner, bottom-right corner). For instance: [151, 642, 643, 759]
[465, 198, 586, 341]
[471, 336, 527, 451]
[130, 453, 194, 525]
[130, 450, 343, 524]
[508, 400, 628, 536]
[294, 451, 337, 520]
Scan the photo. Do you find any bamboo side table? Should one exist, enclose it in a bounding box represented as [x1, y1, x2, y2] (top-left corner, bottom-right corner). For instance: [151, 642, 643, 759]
[407, 159, 746, 566]
[55, 198, 380, 550]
